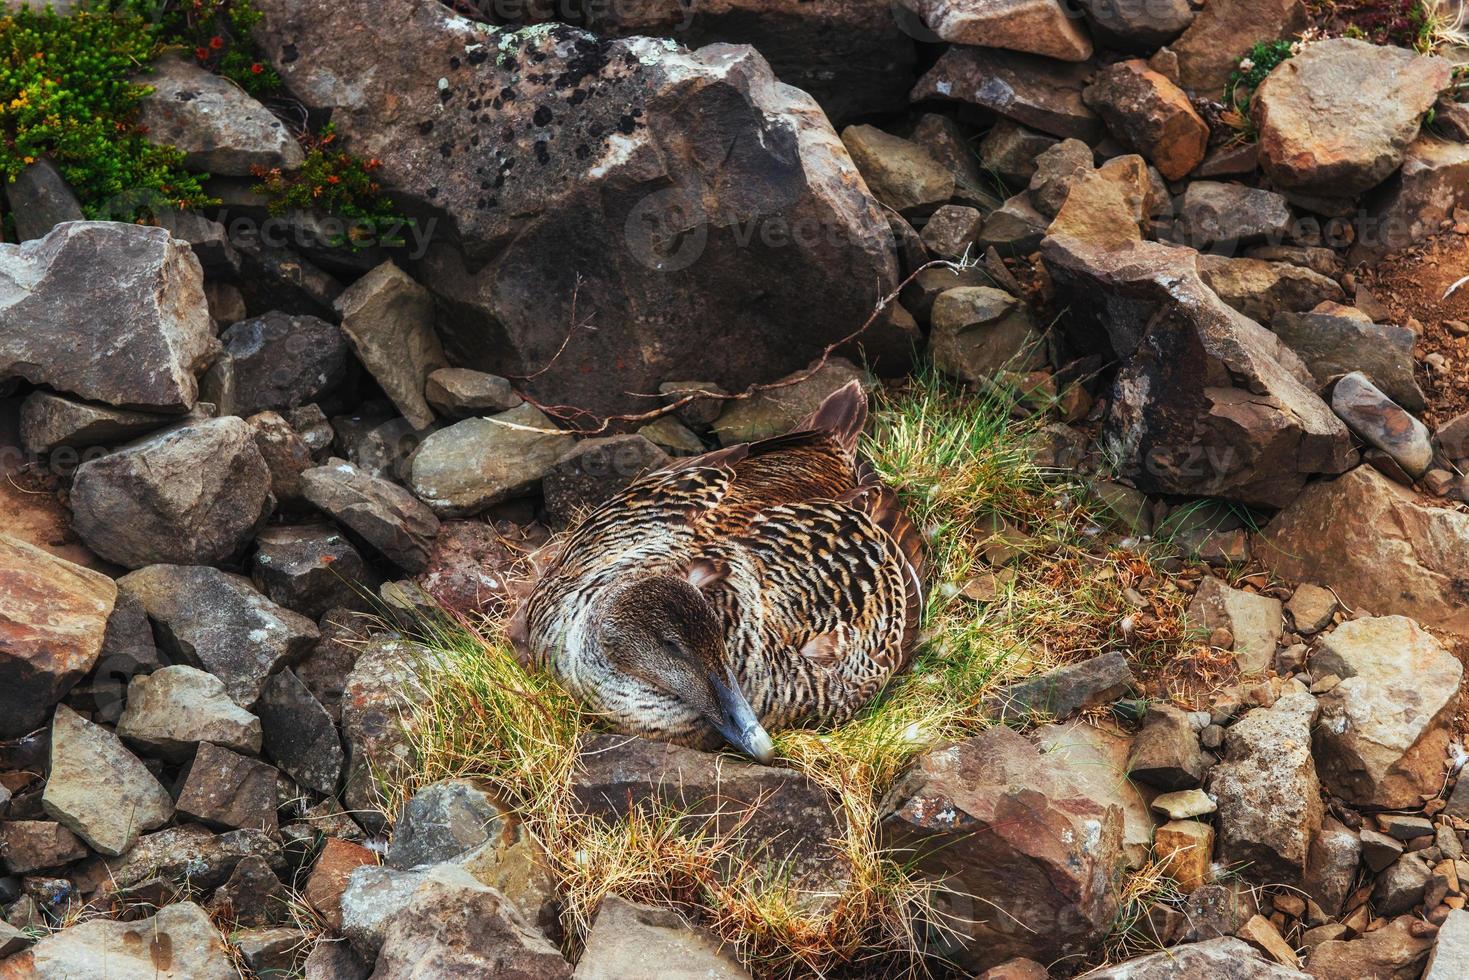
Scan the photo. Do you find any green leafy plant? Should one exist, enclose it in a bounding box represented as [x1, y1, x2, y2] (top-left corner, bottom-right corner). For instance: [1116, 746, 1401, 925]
[119, 0, 282, 97]
[0, 4, 213, 219]
[1222, 39, 1297, 139]
[250, 124, 408, 248]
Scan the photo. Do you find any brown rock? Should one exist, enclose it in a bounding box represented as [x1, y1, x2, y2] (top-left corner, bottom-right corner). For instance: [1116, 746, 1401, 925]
[1084, 60, 1207, 180]
[0, 534, 117, 738]
[1351, 136, 1469, 265]
[1156, 819, 1214, 893]
[305, 838, 379, 931]
[1256, 466, 1469, 636]
[842, 125, 954, 217]
[1127, 703, 1210, 790]
[1305, 914, 1434, 978]
[880, 727, 1123, 971]
[912, 47, 1100, 141]
[176, 743, 280, 836]
[896, 0, 1093, 61]
[1196, 255, 1345, 325]
[0, 821, 88, 874]
[1168, 0, 1308, 94]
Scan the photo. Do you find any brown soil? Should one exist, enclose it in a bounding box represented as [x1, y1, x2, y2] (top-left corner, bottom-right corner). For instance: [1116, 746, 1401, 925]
[1359, 230, 1469, 429]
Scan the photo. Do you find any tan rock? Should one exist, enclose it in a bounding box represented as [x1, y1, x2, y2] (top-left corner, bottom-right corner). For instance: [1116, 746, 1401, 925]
[897, 0, 1093, 61]
[1083, 60, 1208, 180]
[1168, 0, 1307, 94]
[1186, 576, 1283, 675]
[1240, 913, 1300, 968]
[334, 260, 447, 431]
[1157, 820, 1215, 893]
[841, 125, 954, 217]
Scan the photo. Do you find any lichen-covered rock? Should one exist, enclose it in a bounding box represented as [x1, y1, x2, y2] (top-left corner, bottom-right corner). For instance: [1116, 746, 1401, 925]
[0, 222, 215, 412]
[341, 639, 438, 829]
[116, 664, 263, 761]
[880, 727, 1123, 971]
[408, 403, 576, 518]
[104, 825, 286, 892]
[42, 706, 173, 857]
[1311, 616, 1461, 809]
[0, 902, 236, 980]
[119, 564, 319, 709]
[1207, 692, 1322, 886]
[70, 417, 275, 569]
[220, 312, 351, 417]
[138, 56, 303, 176]
[300, 459, 441, 574]
[1079, 937, 1311, 978]
[251, 524, 377, 619]
[0, 534, 116, 738]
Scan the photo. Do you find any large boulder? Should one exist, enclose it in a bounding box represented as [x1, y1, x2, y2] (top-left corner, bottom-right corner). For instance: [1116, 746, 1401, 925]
[0, 535, 117, 738]
[0, 902, 235, 980]
[0, 222, 215, 412]
[879, 727, 1123, 971]
[1207, 692, 1322, 886]
[137, 56, 304, 176]
[1256, 466, 1469, 636]
[70, 417, 275, 569]
[1311, 616, 1461, 809]
[1042, 235, 1352, 506]
[251, 4, 906, 418]
[118, 565, 320, 709]
[1253, 39, 1452, 197]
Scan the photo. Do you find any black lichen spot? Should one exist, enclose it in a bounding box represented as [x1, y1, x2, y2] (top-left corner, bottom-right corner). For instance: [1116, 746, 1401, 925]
[470, 134, 481, 147]
[439, 142, 454, 159]
[282, 42, 299, 64]
[534, 141, 550, 164]
[450, 56, 462, 70]
[427, 187, 440, 199]
[533, 105, 553, 127]
[501, 126, 516, 143]
[569, 88, 588, 106]
[419, 120, 435, 135]
[617, 114, 637, 135]
[468, 48, 489, 66]
[500, 87, 516, 102]
[575, 144, 591, 160]
[439, 87, 454, 105]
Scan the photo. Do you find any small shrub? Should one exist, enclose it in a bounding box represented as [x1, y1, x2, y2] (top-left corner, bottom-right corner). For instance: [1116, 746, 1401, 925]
[121, 0, 282, 97]
[0, 5, 212, 219]
[1222, 39, 1297, 136]
[250, 124, 408, 248]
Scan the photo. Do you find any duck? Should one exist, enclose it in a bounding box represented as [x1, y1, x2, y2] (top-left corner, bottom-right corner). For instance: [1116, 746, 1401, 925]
[509, 380, 924, 763]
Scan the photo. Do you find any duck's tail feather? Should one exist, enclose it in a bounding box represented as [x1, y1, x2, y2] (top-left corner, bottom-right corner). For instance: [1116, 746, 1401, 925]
[867, 483, 926, 661]
[796, 379, 867, 459]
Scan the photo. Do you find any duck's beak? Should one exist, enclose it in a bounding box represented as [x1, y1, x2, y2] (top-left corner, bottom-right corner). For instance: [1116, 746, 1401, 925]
[709, 669, 776, 764]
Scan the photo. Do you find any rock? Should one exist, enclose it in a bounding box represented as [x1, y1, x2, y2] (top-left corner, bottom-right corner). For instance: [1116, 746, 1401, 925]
[1207, 692, 1322, 885]
[1155, 819, 1213, 892]
[1271, 312, 1425, 413]
[1029, 138, 1096, 217]
[986, 650, 1134, 722]
[1426, 908, 1469, 979]
[912, 47, 1100, 141]
[713, 359, 869, 444]
[572, 734, 848, 905]
[841, 125, 954, 217]
[341, 639, 436, 826]
[1176, 182, 1294, 249]
[138, 56, 302, 176]
[0, 822, 88, 875]
[41, 705, 172, 856]
[1042, 235, 1352, 507]
[301, 939, 371, 979]
[333, 261, 447, 431]
[1301, 819, 1360, 917]
[980, 193, 1050, 251]
[1036, 720, 1156, 868]
[574, 894, 749, 979]
[0, 902, 235, 979]
[1047, 155, 1157, 247]
[979, 121, 1059, 186]
[1128, 703, 1209, 789]
[408, 403, 576, 517]
[0, 535, 117, 738]
[256, 668, 344, 796]
[235, 926, 305, 976]
[1309, 912, 1433, 977]
[1360, 827, 1406, 872]
[1239, 914, 1300, 969]
[1196, 255, 1345, 324]
[1167, 0, 1308, 94]
[1379, 813, 1434, 841]
[1080, 937, 1310, 977]
[424, 368, 522, 419]
[1151, 789, 1216, 821]
[0, 921, 31, 958]
[366, 864, 571, 978]
[1084, 61, 1207, 180]
[912, 115, 999, 209]
[305, 837, 379, 932]
[105, 824, 284, 893]
[919, 204, 985, 261]
[176, 742, 279, 835]
[288, 404, 336, 461]
[387, 779, 508, 872]
[5, 158, 83, 243]
[221, 312, 351, 417]
[17, 392, 179, 455]
[116, 664, 263, 761]
[1351, 136, 1469, 265]
[880, 727, 1123, 971]
[1330, 373, 1433, 479]
[209, 854, 288, 927]
[1311, 615, 1461, 809]
[896, 0, 1092, 60]
[252, 524, 376, 619]
[929, 287, 1044, 383]
[657, 381, 729, 430]
[252, 7, 907, 421]
[70, 417, 275, 569]
[1075, 0, 1194, 52]
[0, 222, 215, 412]
[120, 564, 319, 709]
[300, 459, 441, 574]
[1186, 576, 1283, 675]
[542, 434, 670, 529]
[1254, 39, 1453, 197]
[1258, 466, 1469, 635]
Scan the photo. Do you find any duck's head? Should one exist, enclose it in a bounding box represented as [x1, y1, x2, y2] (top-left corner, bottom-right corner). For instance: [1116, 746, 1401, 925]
[590, 570, 775, 763]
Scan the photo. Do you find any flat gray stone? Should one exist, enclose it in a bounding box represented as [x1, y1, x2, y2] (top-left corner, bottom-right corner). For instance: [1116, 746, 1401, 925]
[116, 664, 263, 761]
[408, 403, 575, 517]
[42, 705, 173, 856]
[138, 56, 303, 176]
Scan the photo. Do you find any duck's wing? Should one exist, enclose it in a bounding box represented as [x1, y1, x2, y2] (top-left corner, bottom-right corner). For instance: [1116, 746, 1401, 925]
[713, 490, 923, 724]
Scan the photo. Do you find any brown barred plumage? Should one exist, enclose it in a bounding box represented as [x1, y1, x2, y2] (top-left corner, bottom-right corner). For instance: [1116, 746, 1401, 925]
[510, 381, 924, 758]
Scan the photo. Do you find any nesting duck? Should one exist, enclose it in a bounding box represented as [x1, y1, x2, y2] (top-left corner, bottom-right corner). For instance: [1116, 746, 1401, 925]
[510, 381, 924, 762]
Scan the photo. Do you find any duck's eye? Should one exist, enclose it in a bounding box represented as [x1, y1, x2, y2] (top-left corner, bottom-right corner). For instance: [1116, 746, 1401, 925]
[662, 639, 685, 660]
